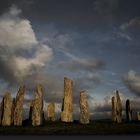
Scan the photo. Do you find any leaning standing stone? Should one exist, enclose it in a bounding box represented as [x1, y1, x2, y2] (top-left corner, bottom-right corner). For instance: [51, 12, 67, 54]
[79, 91, 90, 124]
[47, 102, 55, 121]
[126, 99, 132, 122]
[61, 77, 73, 122]
[14, 85, 25, 126]
[32, 84, 44, 126]
[2, 92, 12, 126]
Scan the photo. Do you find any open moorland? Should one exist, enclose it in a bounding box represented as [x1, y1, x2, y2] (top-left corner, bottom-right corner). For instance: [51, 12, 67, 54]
[0, 120, 140, 135]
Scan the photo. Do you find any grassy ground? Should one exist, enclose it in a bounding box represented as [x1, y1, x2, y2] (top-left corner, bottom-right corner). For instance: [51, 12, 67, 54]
[0, 119, 140, 135]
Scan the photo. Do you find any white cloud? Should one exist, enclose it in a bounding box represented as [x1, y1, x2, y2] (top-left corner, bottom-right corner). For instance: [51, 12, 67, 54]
[0, 5, 37, 49]
[115, 31, 132, 41]
[13, 44, 53, 79]
[124, 70, 140, 96]
[117, 17, 140, 41]
[0, 5, 53, 83]
[120, 17, 140, 31]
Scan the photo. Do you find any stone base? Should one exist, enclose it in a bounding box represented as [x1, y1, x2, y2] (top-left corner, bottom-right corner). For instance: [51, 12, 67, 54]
[61, 112, 73, 122]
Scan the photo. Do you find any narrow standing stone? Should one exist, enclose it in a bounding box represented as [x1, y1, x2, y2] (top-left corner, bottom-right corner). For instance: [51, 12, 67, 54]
[137, 112, 140, 121]
[116, 90, 122, 123]
[0, 98, 4, 125]
[32, 84, 44, 126]
[2, 92, 12, 126]
[126, 99, 132, 122]
[14, 85, 25, 126]
[61, 77, 73, 122]
[47, 102, 55, 121]
[112, 96, 116, 122]
[79, 91, 90, 124]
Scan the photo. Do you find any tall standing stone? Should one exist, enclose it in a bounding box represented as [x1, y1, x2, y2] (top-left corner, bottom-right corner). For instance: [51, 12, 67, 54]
[137, 112, 140, 121]
[61, 77, 73, 122]
[47, 102, 55, 121]
[32, 84, 44, 126]
[14, 85, 25, 126]
[2, 92, 12, 126]
[11, 98, 16, 125]
[112, 96, 116, 122]
[79, 91, 90, 124]
[111, 90, 122, 123]
[0, 98, 4, 125]
[116, 90, 122, 123]
[126, 99, 132, 122]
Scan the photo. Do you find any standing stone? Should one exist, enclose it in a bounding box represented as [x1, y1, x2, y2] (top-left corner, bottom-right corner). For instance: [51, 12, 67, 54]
[79, 91, 90, 124]
[11, 98, 16, 125]
[112, 96, 116, 122]
[32, 84, 44, 126]
[2, 92, 12, 126]
[0, 98, 4, 125]
[116, 90, 122, 123]
[137, 112, 140, 121]
[61, 77, 73, 122]
[47, 102, 55, 121]
[111, 90, 122, 123]
[14, 85, 25, 126]
[126, 99, 132, 122]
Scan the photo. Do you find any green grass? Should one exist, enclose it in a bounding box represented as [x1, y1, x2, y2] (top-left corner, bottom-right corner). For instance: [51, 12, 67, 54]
[0, 120, 140, 135]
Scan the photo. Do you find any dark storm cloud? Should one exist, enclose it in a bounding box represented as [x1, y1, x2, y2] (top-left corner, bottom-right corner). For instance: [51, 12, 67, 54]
[93, 0, 119, 19]
[0, 0, 140, 26]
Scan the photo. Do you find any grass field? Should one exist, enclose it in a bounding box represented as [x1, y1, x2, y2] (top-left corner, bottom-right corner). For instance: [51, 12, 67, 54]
[0, 119, 140, 135]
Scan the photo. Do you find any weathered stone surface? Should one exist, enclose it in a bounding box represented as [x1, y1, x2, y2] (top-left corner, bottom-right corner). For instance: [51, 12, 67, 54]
[111, 90, 122, 123]
[14, 86, 25, 126]
[137, 112, 140, 121]
[0, 98, 4, 125]
[112, 96, 116, 122]
[11, 98, 16, 125]
[47, 102, 55, 121]
[126, 99, 132, 122]
[2, 92, 12, 126]
[61, 77, 73, 122]
[115, 90, 122, 123]
[32, 84, 44, 126]
[79, 91, 90, 124]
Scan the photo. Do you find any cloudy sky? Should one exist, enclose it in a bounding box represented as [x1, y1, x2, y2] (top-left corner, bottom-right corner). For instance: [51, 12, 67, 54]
[0, 0, 140, 120]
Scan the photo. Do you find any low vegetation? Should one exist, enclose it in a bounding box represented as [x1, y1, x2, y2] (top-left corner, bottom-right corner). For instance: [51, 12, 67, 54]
[0, 119, 140, 135]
